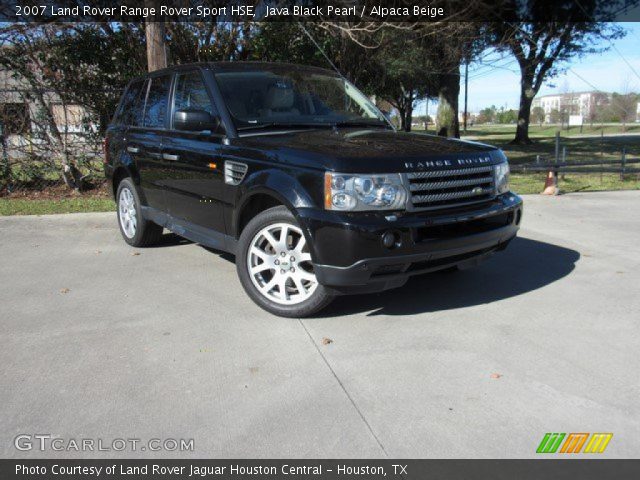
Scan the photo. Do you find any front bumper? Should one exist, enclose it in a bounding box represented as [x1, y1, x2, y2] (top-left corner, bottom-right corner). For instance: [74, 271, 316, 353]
[298, 192, 523, 294]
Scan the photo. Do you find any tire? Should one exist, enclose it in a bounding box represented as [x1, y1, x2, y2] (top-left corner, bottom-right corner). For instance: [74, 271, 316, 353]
[236, 206, 334, 317]
[116, 177, 163, 247]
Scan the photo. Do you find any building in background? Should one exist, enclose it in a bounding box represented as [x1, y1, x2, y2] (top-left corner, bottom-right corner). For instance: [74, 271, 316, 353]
[532, 91, 611, 124]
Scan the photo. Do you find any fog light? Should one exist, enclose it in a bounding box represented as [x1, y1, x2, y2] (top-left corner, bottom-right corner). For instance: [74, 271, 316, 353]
[382, 231, 402, 249]
[382, 231, 395, 248]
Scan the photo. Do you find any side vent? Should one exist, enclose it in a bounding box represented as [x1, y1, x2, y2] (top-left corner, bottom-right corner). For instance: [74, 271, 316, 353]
[224, 161, 248, 185]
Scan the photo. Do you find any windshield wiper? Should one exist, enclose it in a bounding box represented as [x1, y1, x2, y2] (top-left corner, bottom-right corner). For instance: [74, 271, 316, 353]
[331, 120, 392, 129]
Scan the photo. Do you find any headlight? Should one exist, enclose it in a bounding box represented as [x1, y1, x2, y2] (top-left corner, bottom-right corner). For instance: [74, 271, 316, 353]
[494, 162, 510, 194]
[324, 172, 407, 211]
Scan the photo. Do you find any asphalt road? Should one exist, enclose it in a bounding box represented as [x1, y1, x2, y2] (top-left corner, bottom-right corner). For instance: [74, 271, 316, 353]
[1, 192, 639, 458]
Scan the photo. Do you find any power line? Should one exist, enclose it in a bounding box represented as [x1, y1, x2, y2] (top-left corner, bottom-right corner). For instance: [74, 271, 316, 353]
[572, 0, 640, 83]
[610, 43, 640, 83]
[296, 22, 344, 79]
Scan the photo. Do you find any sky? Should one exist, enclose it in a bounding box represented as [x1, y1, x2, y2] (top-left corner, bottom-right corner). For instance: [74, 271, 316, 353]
[414, 22, 640, 116]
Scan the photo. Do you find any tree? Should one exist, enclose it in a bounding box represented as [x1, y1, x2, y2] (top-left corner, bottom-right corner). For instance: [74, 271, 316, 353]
[476, 106, 497, 124]
[0, 23, 140, 189]
[609, 90, 638, 130]
[492, 1, 627, 144]
[531, 106, 545, 125]
[549, 109, 561, 124]
[369, 32, 438, 132]
[316, 12, 492, 137]
[428, 22, 486, 138]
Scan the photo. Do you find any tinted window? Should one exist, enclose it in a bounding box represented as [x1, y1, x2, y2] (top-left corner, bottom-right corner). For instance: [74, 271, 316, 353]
[173, 71, 216, 120]
[129, 79, 148, 127]
[115, 79, 145, 126]
[214, 69, 387, 130]
[143, 75, 171, 128]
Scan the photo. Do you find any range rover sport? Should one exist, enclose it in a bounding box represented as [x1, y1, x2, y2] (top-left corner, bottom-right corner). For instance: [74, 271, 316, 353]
[104, 62, 523, 317]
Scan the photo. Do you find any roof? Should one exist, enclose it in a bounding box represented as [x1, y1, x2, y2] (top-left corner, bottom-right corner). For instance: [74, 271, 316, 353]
[137, 61, 337, 78]
[535, 91, 608, 99]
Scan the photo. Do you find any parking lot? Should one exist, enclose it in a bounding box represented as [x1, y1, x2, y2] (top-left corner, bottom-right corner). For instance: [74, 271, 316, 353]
[1, 191, 639, 458]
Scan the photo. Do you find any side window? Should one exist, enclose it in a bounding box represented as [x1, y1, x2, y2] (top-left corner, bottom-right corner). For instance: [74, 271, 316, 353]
[143, 75, 171, 128]
[115, 79, 144, 126]
[173, 71, 216, 119]
[124, 80, 149, 127]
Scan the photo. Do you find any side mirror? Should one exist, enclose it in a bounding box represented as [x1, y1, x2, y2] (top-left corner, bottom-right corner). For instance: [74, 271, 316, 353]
[173, 109, 221, 133]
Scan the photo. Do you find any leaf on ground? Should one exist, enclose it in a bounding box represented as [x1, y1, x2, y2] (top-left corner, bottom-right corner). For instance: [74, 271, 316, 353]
[60, 288, 70, 294]
[321, 337, 333, 345]
[130, 251, 141, 256]
[490, 373, 502, 379]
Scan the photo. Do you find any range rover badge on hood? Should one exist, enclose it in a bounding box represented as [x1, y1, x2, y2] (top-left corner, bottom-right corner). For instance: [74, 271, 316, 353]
[404, 155, 492, 170]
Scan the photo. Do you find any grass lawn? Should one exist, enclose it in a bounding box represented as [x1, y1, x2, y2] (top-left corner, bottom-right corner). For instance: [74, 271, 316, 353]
[0, 197, 114, 216]
[511, 173, 640, 195]
[463, 123, 640, 138]
[417, 123, 640, 165]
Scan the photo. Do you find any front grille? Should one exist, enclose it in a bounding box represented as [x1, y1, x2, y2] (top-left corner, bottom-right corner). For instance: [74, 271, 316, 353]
[404, 166, 496, 211]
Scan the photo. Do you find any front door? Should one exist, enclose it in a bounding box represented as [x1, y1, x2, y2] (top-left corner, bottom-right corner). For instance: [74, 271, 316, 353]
[162, 69, 227, 235]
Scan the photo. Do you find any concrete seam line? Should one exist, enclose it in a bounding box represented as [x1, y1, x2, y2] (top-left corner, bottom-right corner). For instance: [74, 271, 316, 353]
[298, 318, 388, 457]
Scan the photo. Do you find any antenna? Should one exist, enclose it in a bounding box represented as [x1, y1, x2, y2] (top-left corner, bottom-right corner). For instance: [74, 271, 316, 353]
[296, 22, 346, 79]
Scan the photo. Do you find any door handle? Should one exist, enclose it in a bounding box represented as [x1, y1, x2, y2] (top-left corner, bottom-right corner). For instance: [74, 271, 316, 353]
[126, 146, 140, 154]
[163, 153, 179, 161]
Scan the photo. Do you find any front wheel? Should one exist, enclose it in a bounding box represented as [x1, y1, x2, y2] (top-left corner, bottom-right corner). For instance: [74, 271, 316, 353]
[236, 206, 333, 317]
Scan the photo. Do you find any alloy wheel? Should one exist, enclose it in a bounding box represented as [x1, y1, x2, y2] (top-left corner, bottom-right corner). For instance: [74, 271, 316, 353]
[247, 223, 318, 305]
[118, 187, 137, 239]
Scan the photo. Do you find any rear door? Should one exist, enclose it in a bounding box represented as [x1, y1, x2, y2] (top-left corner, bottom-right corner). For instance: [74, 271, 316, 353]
[161, 69, 227, 234]
[107, 78, 145, 170]
[125, 73, 171, 211]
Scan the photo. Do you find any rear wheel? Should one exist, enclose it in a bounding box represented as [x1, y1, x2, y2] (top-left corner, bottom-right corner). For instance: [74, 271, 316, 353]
[116, 178, 163, 247]
[237, 206, 333, 317]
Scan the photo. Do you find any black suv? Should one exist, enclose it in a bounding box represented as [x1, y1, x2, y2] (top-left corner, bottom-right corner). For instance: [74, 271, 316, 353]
[105, 62, 522, 317]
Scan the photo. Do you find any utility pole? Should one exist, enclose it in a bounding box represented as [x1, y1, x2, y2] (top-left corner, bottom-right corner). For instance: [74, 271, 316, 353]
[145, 0, 167, 72]
[463, 59, 469, 132]
[425, 99, 429, 131]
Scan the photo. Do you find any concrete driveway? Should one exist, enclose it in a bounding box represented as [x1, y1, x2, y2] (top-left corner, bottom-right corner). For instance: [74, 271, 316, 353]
[1, 192, 639, 458]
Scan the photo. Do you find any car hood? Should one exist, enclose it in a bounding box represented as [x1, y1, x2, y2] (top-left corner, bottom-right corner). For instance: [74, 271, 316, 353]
[233, 128, 506, 173]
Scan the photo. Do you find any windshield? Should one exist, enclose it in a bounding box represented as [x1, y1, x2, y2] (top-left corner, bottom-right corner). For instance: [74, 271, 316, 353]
[213, 66, 390, 131]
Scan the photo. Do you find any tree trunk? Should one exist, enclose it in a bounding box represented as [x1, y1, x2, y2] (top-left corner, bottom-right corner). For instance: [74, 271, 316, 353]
[403, 104, 413, 132]
[436, 73, 460, 138]
[396, 104, 407, 131]
[145, 0, 166, 72]
[513, 76, 535, 145]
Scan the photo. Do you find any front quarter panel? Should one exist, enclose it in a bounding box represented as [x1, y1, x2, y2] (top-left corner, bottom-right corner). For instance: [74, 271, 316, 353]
[230, 166, 323, 237]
